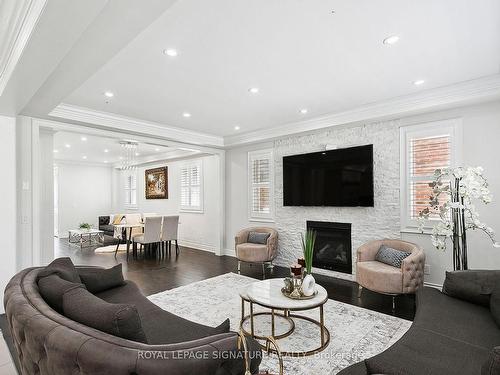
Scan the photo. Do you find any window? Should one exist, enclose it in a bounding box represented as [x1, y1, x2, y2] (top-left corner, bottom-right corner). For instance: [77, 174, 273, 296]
[248, 149, 274, 221]
[400, 119, 462, 231]
[180, 161, 203, 212]
[124, 171, 137, 209]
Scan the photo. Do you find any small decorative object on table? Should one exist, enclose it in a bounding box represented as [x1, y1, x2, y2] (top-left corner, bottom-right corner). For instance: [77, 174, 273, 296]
[79, 223, 92, 232]
[301, 229, 317, 296]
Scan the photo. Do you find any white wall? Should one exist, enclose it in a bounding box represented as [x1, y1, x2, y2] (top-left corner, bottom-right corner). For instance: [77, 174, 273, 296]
[0, 116, 17, 313]
[225, 101, 500, 286]
[39, 129, 54, 264]
[56, 162, 113, 237]
[115, 155, 220, 252]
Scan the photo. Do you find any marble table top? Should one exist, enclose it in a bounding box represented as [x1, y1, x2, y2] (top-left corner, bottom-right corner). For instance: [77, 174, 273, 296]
[244, 278, 328, 310]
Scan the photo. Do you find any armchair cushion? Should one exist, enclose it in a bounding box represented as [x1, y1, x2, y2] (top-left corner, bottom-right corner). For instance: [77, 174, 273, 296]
[442, 270, 500, 307]
[375, 245, 411, 268]
[78, 264, 125, 294]
[236, 243, 269, 262]
[357, 261, 403, 294]
[248, 231, 270, 244]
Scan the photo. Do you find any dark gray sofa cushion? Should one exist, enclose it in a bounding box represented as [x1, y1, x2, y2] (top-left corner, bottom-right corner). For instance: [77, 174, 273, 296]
[37, 257, 81, 284]
[415, 287, 500, 350]
[78, 264, 125, 293]
[490, 286, 500, 328]
[375, 245, 411, 268]
[63, 286, 148, 343]
[247, 231, 270, 244]
[37, 274, 86, 313]
[96, 281, 230, 345]
[482, 347, 500, 375]
[442, 270, 500, 307]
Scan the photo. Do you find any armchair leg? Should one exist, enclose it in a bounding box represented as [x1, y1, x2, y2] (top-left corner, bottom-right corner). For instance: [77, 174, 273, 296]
[267, 261, 274, 270]
[262, 263, 265, 278]
[358, 285, 362, 298]
[392, 296, 396, 312]
[237, 261, 241, 274]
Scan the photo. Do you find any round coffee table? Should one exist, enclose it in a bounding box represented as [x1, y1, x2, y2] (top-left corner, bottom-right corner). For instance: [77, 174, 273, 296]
[239, 278, 330, 357]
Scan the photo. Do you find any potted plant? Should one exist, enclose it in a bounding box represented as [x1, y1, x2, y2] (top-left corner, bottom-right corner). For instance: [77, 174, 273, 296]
[301, 229, 317, 296]
[79, 223, 92, 232]
[418, 166, 500, 270]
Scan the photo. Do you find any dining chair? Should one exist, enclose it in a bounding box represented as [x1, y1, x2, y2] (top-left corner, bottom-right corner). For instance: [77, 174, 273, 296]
[132, 216, 162, 259]
[161, 215, 180, 257]
[125, 213, 143, 240]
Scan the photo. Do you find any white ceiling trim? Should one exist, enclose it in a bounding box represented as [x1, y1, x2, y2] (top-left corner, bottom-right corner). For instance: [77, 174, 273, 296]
[0, 0, 47, 96]
[224, 74, 500, 147]
[49, 103, 224, 148]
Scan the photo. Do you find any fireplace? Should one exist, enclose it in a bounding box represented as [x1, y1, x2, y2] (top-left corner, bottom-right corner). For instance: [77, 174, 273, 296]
[307, 221, 352, 274]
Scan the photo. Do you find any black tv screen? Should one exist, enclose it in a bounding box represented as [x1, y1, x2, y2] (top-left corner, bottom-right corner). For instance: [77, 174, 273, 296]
[283, 145, 374, 207]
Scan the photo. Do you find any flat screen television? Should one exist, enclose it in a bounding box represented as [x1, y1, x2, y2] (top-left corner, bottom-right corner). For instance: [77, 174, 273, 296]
[283, 145, 374, 207]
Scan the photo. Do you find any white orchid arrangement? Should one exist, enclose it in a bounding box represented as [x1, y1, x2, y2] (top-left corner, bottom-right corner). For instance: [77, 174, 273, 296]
[418, 166, 500, 251]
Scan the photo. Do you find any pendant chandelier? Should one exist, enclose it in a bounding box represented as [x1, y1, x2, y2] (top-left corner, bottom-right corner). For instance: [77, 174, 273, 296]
[119, 141, 139, 170]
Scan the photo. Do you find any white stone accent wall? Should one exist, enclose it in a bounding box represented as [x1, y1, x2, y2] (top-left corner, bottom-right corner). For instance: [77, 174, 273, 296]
[272, 120, 401, 277]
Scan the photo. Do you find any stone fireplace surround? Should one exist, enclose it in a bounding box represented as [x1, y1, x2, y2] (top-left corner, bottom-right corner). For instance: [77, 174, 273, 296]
[271, 120, 401, 280]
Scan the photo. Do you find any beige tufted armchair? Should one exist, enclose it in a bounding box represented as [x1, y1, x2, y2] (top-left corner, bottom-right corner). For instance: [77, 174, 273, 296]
[356, 239, 425, 310]
[235, 227, 278, 275]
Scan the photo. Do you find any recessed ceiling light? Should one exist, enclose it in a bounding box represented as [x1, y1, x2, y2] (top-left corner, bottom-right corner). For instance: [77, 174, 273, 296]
[104, 149, 109, 153]
[383, 35, 400, 45]
[104, 160, 108, 163]
[164, 48, 178, 57]
[119, 156, 124, 160]
[104, 91, 114, 98]
[248, 87, 259, 94]
[81, 136, 87, 141]
[53, 149, 59, 153]
[234, 125, 240, 130]
[413, 79, 425, 86]
[183, 112, 191, 118]
[65, 144, 71, 148]
[82, 156, 87, 160]
[299, 108, 308, 114]
[155, 147, 160, 152]
[135, 152, 140, 156]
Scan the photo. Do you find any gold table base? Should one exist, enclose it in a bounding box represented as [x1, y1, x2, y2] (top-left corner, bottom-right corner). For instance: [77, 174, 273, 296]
[239, 297, 331, 357]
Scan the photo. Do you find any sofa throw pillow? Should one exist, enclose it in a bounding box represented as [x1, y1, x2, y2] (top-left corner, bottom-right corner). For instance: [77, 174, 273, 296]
[248, 231, 270, 245]
[375, 245, 411, 268]
[443, 270, 500, 307]
[36, 257, 81, 284]
[78, 264, 126, 294]
[38, 274, 86, 313]
[112, 215, 124, 225]
[63, 287, 148, 343]
[482, 347, 500, 375]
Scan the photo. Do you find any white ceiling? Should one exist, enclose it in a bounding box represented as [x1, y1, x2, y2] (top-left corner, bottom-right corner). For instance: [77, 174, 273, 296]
[53, 131, 177, 165]
[63, 0, 500, 137]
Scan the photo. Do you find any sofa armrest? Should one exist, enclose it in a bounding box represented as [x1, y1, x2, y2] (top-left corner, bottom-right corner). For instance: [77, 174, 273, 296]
[266, 231, 279, 260]
[235, 229, 249, 246]
[357, 240, 383, 262]
[401, 248, 425, 293]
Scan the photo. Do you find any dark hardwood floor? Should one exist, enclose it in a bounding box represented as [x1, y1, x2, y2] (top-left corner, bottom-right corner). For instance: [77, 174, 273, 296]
[1, 238, 416, 373]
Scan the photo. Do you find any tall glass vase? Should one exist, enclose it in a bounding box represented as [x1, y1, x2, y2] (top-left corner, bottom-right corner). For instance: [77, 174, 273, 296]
[451, 178, 468, 270]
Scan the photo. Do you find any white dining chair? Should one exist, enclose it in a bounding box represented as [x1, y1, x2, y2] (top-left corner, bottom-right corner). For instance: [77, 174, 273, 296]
[132, 216, 162, 259]
[125, 213, 143, 239]
[161, 215, 180, 256]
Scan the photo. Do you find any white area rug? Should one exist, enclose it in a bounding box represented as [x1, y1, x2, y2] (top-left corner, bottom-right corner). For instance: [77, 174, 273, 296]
[94, 244, 127, 253]
[148, 273, 411, 375]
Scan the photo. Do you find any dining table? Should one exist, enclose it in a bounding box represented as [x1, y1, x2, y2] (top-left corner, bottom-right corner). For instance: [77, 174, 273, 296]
[113, 223, 144, 258]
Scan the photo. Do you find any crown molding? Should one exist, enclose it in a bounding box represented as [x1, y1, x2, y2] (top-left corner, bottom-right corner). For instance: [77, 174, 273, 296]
[224, 74, 500, 147]
[49, 103, 224, 148]
[0, 0, 47, 96]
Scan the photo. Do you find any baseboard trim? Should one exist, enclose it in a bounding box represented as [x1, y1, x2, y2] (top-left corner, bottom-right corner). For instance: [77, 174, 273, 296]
[177, 239, 216, 253]
[222, 248, 236, 257]
[424, 282, 443, 290]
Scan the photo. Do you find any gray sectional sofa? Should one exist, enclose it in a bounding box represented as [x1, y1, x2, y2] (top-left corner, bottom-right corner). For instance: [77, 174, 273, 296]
[4, 261, 261, 375]
[339, 271, 500, 375]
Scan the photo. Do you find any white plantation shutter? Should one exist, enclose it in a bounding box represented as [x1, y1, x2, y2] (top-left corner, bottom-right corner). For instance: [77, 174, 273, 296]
[124, 172, 137, 208]
[400, 119, 462, 230]
[248, 149, 274, 220]
[180, 161, 203, 211]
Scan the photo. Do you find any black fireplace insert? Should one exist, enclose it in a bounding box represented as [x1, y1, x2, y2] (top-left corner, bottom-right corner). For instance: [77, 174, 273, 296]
[307, 221, 352, 274]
